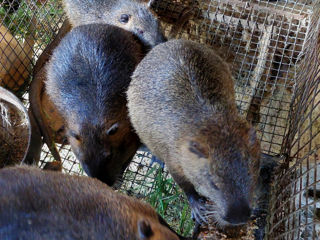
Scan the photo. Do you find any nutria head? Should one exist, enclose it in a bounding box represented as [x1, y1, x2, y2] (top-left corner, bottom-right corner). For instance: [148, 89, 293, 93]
[67, 107, 140, 185]
[63, 0, 166, 48]
[178, 114, 260, 227]
[108, 1, 166, 47]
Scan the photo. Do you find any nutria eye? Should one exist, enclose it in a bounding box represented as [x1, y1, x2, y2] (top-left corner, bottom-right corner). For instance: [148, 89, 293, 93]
[69, 130, 81, 141]
[107, 123, 119, 136]
[119, 14, 130, 23]
[189, 141, 208, 158]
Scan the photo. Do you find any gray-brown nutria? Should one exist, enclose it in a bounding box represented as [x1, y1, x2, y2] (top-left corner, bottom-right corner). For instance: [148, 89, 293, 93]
[0, 166, 188, 240]
[63, 0, 166, 48]
[127, 39, 261, 227]
[46, 24, 143, 186]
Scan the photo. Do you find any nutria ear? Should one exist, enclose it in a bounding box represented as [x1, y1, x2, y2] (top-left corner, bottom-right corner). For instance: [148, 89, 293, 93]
[138, 219, 154, 239]
[189, 141, 209, 158]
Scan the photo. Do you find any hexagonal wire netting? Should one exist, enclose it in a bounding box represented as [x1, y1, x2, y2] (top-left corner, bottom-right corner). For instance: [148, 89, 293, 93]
[1, 0, 320, 238]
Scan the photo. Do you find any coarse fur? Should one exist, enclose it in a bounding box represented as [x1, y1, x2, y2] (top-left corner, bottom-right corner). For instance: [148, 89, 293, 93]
[0, 165, 188, 240]
[63, 0, 166, 47]
[127, 39, 261, 227]
[46, 24, 143, 186]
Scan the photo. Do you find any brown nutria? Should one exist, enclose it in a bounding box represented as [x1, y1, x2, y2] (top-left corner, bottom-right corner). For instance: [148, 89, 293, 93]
[45, 24, 144, 186]
[127, 39, 261, 227]
[62, 0, 166, 48]
[0, 165, 189, 240]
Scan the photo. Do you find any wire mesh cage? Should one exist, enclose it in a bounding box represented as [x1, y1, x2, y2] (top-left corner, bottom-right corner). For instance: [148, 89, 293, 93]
[267, 5, 320, 240]
[1, 0, 320, 239]
[0, 0, 63, 96]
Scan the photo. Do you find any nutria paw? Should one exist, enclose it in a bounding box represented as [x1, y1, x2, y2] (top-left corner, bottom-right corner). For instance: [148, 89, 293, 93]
[188, 193, 207, 224]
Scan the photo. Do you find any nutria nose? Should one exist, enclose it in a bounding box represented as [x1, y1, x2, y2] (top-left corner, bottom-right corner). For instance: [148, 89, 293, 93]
[224, 198, 251, 225]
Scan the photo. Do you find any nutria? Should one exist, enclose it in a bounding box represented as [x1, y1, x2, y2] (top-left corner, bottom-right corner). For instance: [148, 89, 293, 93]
[63, 0, 166, 48]
[45, 24, 143, 186]
[0, 166, 189, 240]
[127, 39, 261, 227]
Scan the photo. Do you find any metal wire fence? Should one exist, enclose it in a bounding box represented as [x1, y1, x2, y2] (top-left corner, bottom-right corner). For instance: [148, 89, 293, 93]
[1, 0, 320, 239]
[267, 3, 320, 239]
[0, 0, 63, 96]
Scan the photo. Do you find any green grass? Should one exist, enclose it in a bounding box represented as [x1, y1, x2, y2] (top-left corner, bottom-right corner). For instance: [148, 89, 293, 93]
[144, 166, 194, 237]
[120, 162, 194, 237]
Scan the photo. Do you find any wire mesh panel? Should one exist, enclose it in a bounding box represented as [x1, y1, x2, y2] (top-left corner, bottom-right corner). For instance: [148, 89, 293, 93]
[267, 3, 320, 240]
[1, 0, 320, 238]
[0, 0, 63, 95]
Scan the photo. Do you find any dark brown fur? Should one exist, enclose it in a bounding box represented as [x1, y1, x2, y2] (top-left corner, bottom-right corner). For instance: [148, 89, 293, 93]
[127, 39, 261, 227]
[45, 24, 143, 186]
[0, 166, 188, 240]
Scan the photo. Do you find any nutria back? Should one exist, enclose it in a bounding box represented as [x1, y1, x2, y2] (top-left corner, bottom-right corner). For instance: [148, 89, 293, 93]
[127, 39, 261, 227]
[63, 0, 166, 47]
[0, 166, 184, 240]
[46, 24, 142, 186]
